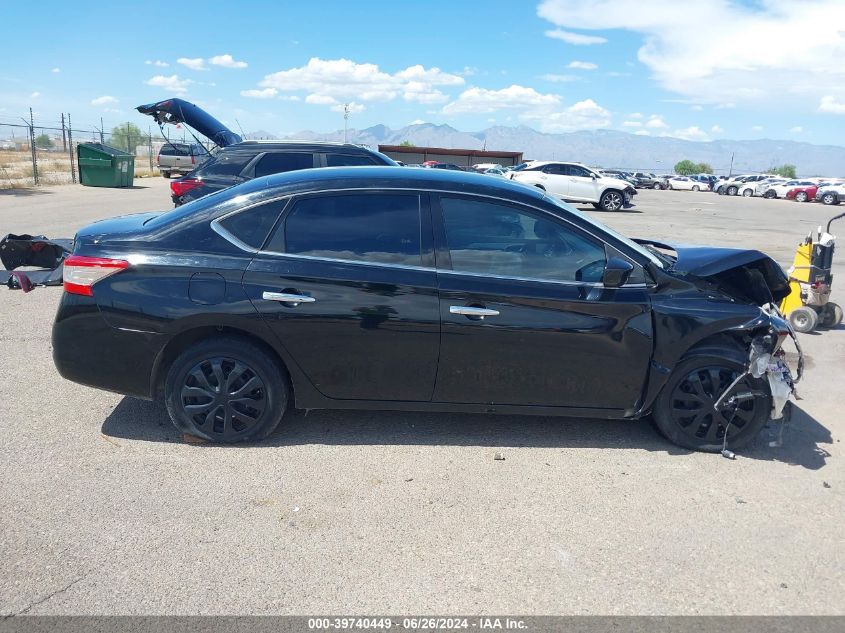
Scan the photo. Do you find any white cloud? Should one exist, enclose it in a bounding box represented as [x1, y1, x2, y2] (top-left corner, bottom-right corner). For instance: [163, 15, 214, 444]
[91, 95, 117, 106]
[279, 95, 301, 101]
[442, 84, 560, 114]
[628, 112, 643, 119]
[241, 88, 278, 99]
[522, 98, 611, 133]
[690, 104, 703, 111]
[305, 94, 338, 105]
[819, 95, 845, 113]
[544, 28, 607, 45]
[145, 60, 169, 68]
[210, 54, 248, 69]
[672, 126, 708, 141]
[51, 68, 60, 73]
[331, 102, 365, 114]
[711, 124, 724, 134]
[537, 0, 845, 106]
[540, 73, 580, 82]
[177, 57, 207, 71]
[751, 125, 764, 132]
[568, 60, 598, 70]
[145, 74, 192, 94]
[30, 92, 40, 99]
[256, 58, 464, 104]
[410, 119, 426, 125]
[634, 130, 650, 136]
[789, 126, 803, 133]
[622, 120, 642, 128]
[645, 115, 668, 129]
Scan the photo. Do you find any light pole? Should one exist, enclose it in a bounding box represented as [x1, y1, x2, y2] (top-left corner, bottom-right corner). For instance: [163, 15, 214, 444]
[343, 103, 350, 143]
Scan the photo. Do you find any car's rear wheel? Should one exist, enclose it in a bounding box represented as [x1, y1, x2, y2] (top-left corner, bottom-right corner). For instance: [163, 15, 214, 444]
[822, 193, 838, 205]
[161, 171, 171, 179]
[727, 185, 738, 196]
[652, 182, 661, 189]
[795, 191, 808, 202]
[164, 337, 288, 443]
[788, 306, 818, 333]
[692, 185, 700, 191]
[652, 348, 770, 452]
[599, 190, 624, 211]
[819, 302, 843, 328]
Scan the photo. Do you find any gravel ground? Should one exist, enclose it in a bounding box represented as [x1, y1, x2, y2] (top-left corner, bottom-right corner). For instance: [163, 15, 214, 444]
[0, 180, 842, 615]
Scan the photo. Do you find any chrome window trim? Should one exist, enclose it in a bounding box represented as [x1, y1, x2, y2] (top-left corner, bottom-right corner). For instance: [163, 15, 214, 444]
[208, 186, 650, 289]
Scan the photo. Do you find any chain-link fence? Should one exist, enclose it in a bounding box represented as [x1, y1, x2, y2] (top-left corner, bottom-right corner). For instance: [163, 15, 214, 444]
[0, 110, 213, 188]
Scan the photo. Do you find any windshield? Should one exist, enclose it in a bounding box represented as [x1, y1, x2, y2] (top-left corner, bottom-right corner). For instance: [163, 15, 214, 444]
[545, 195, 666, 269]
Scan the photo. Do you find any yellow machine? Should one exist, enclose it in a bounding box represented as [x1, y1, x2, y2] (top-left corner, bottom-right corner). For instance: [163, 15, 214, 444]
[780, 212, 844, 332]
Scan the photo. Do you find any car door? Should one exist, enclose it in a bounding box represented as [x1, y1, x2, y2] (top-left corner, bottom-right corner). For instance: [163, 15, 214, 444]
[240, 191, 441, 402]
[431, 194, 653, 410]
[566, 164, 599, 201]
[536, 163, 570, 197]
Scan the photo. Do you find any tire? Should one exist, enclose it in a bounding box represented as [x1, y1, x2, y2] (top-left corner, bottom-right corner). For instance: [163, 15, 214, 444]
[692, 185, 700, 192]
[161, 171, 171, 179]
[742, 188, 753, 197]
[788, 306, 818, 333]
[652, 346, 771, 452]
[795, 191, 808, 202]
[652, 182, 661, 190]
[822, 193, 838, 205]
[763, 190, 776, 199]
[164, 336, 289, 443]
[819, 302, 843, 328]
[599, 189, 624, 211]
[717, 186, 725, 195]
[727, 185, 738, 196]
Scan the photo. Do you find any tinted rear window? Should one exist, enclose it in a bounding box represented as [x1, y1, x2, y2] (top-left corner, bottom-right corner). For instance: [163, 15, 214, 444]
[218, 201, 283, 250]
[197, 152, 252, 177]
[254, 152, 314, 177]
[274, 194, 421, 266]
[327, 153, 380, 167]
[160, 144, 191, 156]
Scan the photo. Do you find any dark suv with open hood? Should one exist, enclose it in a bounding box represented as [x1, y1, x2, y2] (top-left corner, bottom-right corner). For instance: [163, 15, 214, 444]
[53, 167, 799, 453]
[136, 97, 397, 205]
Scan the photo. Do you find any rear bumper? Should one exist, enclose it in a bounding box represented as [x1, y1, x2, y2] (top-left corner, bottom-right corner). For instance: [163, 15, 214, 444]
[52, 293, 165, 399]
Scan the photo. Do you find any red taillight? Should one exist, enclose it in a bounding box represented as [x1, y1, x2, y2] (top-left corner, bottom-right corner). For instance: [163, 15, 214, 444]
[63, 255, 129, 296]
[191, 154, 196, 164]
[170, 178, 202, 197]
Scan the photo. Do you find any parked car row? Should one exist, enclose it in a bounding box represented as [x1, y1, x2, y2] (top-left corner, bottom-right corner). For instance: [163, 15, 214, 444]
[714, 174, 845, 204]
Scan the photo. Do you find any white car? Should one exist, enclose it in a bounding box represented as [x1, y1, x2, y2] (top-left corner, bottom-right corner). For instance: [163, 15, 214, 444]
[752, 178, 786, 196]
[509, 161, 634, 211]
[667, 176, 705, 191]
[760, 180, 816, 199]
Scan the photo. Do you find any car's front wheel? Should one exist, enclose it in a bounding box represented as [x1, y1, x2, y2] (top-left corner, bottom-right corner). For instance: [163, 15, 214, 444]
[652, 182, 661, 190]
[599, 190, 624, 211]
[763, 190, 777, 199]
[822, 193, 838, 205]
[652, 347, 770, 452]
[795, 191, 808, 202]
[727, 185, 738, 196]
[692, 185, 700, 191]
[742, 188, 754, 197]
[164, 337, 288, 443]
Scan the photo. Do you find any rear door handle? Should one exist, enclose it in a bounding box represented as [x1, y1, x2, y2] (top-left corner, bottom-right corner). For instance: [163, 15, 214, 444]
[450, 306, 499, 318]
[262, 291, 316, 305]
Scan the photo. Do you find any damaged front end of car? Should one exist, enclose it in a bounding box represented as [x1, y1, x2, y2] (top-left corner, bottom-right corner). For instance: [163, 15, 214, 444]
[637, 239, 804, 452]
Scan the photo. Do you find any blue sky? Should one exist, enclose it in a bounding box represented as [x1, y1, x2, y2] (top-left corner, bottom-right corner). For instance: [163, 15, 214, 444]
[2, 0, 844, 144]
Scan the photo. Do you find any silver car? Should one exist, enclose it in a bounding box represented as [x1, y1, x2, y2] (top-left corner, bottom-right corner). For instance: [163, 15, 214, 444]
[156, 142, 210, 178]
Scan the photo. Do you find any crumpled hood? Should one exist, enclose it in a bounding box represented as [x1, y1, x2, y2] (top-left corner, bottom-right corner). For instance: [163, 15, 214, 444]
[636, 239, 791, 305]
[136, 98, 242, 148]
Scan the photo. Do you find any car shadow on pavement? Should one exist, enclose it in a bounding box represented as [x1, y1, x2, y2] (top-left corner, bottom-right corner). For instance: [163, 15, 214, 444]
[101, 397, 832, 468]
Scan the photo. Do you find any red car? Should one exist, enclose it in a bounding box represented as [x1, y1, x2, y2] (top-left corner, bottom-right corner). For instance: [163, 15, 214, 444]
[786, 184, 819, 202]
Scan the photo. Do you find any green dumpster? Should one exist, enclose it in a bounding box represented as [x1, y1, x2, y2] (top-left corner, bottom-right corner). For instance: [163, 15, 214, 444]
[77, 142, 135, 187]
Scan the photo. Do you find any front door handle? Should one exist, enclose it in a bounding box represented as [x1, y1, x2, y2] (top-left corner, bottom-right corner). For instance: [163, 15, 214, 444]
[262, 291, 316, 305]
[450, 305, 500, 318]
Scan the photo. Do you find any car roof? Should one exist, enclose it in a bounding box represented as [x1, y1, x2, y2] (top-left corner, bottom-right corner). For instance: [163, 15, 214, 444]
[224, 140, 376, 152]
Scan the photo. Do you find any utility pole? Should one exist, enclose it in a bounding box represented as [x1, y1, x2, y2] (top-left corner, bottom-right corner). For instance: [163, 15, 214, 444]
[26, 109, 38, 185]
[343, 103, 350, 143]
[67, 113, 77, 184]
[60, 113, 67, 151]
[100, 117, 104, 144]
[728, 151, 735, 178]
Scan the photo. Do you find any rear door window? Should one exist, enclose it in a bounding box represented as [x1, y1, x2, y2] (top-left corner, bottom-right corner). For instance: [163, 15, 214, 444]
[197, 152, 252, 178]
[326, 153, 380, 167]
[269, 193, 422, 266]
[160, 144, 190, 156]
[254, 152, 315, 177]
[218, 201, 284, 250]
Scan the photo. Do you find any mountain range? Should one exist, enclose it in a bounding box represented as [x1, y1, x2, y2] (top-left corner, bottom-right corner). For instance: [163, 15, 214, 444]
[245, 123, 845, 176]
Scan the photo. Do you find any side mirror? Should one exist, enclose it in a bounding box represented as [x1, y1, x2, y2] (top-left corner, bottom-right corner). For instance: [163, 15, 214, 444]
[591, 173, 597, 180]
[603, 257, 634, 288]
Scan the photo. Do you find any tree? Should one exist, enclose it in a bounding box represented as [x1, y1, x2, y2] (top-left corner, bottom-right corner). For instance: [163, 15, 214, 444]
[109, 122, 145, 154]
[696, 162, 713, 174]
[768, 164, 797, 178]
[399, 140, 415, 147]
[34, 134, 54, 149]
[673, 159, 698, 175]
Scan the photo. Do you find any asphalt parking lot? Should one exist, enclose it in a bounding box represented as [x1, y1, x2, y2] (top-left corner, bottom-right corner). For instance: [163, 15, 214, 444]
[1, 179, 843, 615]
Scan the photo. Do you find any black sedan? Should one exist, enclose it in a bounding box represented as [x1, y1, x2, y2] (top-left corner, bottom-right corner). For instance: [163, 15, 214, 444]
[53, 167, 795, 452]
